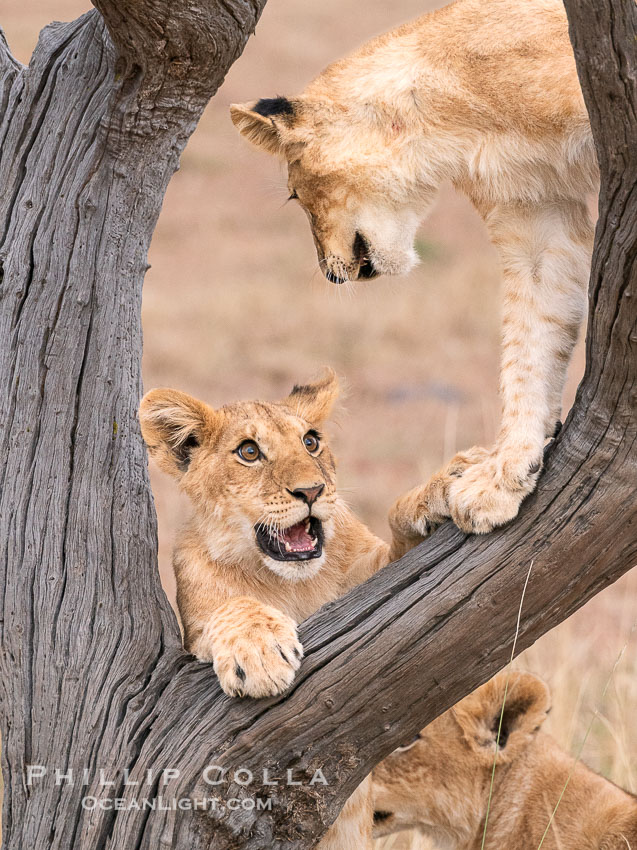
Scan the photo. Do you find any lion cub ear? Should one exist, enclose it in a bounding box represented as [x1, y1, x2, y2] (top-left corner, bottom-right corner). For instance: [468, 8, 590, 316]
[139, 389, 218, 478]
[230, 97, 297, 155]
[454, 671, 551, 764]
[282, 368, 340, 425]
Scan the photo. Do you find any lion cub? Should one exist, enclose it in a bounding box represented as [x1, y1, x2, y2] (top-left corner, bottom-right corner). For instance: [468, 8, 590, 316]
[141, 370, 405, 848]
[231, 0, 596, 537]
[372, 671, 637, 849]
[139, 369, 397, 699]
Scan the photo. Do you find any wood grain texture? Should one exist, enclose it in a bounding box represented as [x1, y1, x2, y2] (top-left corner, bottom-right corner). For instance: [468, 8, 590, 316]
[0, 0, 635, 848]
[0, 3, 266, 848]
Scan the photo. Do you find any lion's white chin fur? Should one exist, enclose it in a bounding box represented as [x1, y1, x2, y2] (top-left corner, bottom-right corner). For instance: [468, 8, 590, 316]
[356, 207, 421, 278]
[367, 244, 419, 278]
[321, 209, 422, 283]
[322, 243, 418, 284]
[262, 552, 327, 582]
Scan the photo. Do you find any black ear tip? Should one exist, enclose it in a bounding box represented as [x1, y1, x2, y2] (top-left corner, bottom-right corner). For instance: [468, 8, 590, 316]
[289, 383, 313, 398]
[254, 96, 294, 117]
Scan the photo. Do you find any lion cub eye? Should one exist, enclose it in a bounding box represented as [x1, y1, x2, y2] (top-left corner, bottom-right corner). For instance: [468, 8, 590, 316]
[303, 431, 320, 454]
[235, 440, 261, 463]
[288, 189, 299, 201]
[396, 734, 421, 753]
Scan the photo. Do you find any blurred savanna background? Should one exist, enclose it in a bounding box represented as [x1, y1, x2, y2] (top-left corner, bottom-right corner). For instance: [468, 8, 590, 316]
[5, 1, 637, 847]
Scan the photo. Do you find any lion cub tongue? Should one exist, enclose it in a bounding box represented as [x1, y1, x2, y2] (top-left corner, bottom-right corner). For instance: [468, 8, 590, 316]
[279, 520, 314, 552]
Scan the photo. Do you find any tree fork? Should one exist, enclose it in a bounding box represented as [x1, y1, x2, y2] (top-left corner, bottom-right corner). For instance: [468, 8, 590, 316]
[0, 1, 635, 849]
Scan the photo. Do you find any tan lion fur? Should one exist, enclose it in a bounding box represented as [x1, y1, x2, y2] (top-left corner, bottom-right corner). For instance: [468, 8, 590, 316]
[231, 0, 596, 537]
[139, 369, 422, 849]
[372, 671, 637, 849]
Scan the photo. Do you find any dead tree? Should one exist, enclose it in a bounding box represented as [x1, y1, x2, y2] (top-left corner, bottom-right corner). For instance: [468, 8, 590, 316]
[0, 0, 635, 848]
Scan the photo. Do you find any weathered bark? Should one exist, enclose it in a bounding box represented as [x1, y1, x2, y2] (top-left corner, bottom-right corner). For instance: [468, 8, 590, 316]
[0, 3, 267, 849]
[0, 1, 635, 849]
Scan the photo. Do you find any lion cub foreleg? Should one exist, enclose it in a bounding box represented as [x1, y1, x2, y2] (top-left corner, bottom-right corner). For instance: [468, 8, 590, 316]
[191, 597, 303, 699]
[444, 200, 593, 533]
[386, 452, 478, 560]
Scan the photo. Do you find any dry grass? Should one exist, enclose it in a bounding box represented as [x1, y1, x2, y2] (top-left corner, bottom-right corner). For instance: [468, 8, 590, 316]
[4, 2, 636, 848]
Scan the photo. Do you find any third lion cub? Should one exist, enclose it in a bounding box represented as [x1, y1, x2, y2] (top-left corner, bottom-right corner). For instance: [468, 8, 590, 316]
[373, 671, 637, 849]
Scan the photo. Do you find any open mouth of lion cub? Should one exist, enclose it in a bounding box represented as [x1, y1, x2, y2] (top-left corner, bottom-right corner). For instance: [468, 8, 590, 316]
[255, 517, 324, 562]
[353, 231, 379, 281]
[325, 232, 379, 284]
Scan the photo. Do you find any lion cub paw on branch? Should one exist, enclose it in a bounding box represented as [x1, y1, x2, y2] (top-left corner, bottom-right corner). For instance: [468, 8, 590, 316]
[140, 368, 430, 701]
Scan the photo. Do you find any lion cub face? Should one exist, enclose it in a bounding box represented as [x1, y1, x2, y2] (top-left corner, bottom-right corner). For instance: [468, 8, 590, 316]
[140, 370, 340, 581]
[372, 672, 551, 845]
[231, 96, 426, 285]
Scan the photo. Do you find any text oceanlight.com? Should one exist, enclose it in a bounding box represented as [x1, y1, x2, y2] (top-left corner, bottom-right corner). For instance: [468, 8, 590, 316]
[80, 796, 274, 812]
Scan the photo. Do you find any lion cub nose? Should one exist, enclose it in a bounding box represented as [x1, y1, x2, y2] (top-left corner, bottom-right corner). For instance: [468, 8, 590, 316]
[288, 484, 324, 506]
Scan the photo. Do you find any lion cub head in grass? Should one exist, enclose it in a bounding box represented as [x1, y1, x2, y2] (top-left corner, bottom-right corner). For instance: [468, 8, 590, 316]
[139, 369, 340, 581]
[372, 671, 637, 849]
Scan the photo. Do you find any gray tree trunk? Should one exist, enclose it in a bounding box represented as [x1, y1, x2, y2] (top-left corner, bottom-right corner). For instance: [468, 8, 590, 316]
[0, 1, 635, 849]
[0, 3, 268, 848]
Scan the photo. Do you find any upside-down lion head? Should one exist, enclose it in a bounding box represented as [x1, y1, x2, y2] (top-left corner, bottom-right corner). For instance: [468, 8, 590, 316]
[139, 369, 342, 581]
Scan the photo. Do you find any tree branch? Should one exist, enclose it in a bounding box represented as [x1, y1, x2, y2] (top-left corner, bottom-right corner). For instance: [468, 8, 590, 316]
[0, 3, 266, 848]
[116, 364, 636, 849]
[85, 1, 637, 846]
[91, 0, 263, 114]
[0, 26, 22, 107]
[85, 0, 266, 155]
[1, 0, 635, 848]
